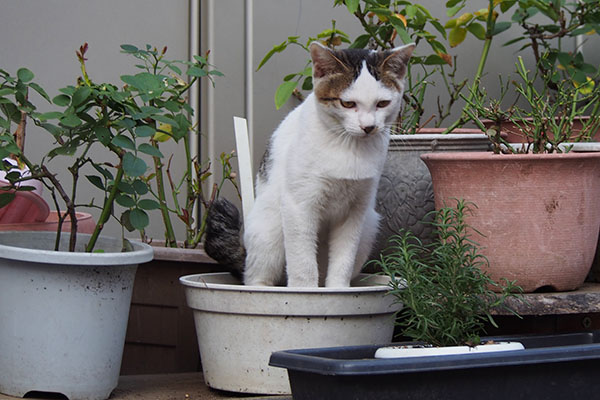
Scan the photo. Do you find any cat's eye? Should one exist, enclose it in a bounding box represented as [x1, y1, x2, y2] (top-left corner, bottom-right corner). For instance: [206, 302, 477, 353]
[339, 99, 356, 109]
[377, 100, 391, 108]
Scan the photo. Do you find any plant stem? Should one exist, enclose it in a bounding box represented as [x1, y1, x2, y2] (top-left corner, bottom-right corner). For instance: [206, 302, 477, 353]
[85, 158, 124, 252]
[183, 134, 195, 246]
[152, 138, 177, 247]
[444, 0, 496, 133]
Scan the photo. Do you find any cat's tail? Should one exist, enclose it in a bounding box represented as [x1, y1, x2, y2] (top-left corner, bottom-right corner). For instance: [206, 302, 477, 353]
[204, 198, 246, 280]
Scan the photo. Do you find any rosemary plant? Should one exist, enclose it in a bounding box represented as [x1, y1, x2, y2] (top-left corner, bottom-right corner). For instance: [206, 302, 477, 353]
[374, 199, 521, 347]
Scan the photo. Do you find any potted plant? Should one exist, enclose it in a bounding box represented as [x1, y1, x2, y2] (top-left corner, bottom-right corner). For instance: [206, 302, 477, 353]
[179, 271, 400, 395]
[268, 201, 600, 400]
[0, 43, 220, 399]
[99, 45, 240, 375]
[421, 53, 600, 293]
[270, 330, 600, 399]
[374, 199, 522, 351]
[482, 0, 600, 142]
[269, 202, 600, 399]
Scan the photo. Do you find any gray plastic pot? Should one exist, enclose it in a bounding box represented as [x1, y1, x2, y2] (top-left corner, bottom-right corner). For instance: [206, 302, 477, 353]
[374, 131, 491, 256]
[0, 231, 153, 400]
[180, 272, 400, 395]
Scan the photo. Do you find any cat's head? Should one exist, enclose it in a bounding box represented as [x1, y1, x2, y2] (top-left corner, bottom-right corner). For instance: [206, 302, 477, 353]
[310, 42, 415, 138]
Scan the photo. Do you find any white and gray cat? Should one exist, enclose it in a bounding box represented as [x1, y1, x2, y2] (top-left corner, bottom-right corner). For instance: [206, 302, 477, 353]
[205, 41, 415, 287]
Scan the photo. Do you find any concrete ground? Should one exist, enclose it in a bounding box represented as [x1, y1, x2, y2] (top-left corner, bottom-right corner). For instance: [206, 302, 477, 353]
[0, 373, 292, 400]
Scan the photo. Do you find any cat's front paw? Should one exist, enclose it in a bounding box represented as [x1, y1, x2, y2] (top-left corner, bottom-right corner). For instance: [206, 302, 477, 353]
[324, 277, 352, 288]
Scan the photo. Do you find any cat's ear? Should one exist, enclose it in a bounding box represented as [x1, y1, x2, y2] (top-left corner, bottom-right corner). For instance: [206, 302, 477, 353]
[310, 41, 349, 79]
[381, 43, 415, 82]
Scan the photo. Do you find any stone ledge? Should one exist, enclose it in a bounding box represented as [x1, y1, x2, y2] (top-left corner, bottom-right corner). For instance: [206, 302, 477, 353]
[492, 283, 600, 316]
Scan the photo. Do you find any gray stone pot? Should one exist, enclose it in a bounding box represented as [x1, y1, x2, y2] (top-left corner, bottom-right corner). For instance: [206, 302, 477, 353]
[0, 231, 153, 400]
[373, 131, 491, 257]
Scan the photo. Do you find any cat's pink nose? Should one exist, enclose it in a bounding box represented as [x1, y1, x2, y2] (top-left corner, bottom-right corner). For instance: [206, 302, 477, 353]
[362, 125, 376, 134]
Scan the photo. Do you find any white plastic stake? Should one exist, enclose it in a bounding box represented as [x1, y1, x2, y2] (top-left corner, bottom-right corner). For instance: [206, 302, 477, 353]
[233, 116, 255, 221]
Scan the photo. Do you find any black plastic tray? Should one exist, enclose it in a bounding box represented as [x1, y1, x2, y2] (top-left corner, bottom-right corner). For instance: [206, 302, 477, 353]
[270, 332, 600, 399]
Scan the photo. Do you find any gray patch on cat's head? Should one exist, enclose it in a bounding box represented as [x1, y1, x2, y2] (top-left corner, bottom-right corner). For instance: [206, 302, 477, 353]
[309, 42, 415, 104]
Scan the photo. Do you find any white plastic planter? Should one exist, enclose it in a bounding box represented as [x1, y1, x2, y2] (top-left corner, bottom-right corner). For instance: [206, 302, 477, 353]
[0, 231, 153, 400]
[375, 341, 525, 358]
[180, 272, 400, 395]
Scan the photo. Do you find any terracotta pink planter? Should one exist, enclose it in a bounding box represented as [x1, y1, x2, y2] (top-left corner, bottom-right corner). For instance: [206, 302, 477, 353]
[421, 151, 600, 292]
[0, 211, 96, 234]
[0, 189, 49, 224]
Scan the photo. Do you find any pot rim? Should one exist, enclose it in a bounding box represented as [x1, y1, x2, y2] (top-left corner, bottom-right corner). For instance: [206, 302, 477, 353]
[0, 230, 153, 265]
[390, 133, 488, 141]
[421, 149, 600, 162]
[180, 272, 390, 294]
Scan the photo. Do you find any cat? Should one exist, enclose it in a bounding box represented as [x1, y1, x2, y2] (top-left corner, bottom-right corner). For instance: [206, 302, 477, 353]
[205, 41, 415, 287]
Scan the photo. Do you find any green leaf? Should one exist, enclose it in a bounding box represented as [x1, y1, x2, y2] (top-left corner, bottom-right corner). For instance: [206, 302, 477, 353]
[208, 70, 224, 77]
[138, 143, 163, 158]
[116, 193, 136, 208]
[350, 34, 371, 49]
[152, 114, 180, 128]
[167, 63, 182, 75]
[0, 192, 15, 208]
[301, 76, 313, 91]
[557, 52, 573, 68]
[138, 198, 160, 210]
[448, 27, 467, 47]
[467, 22, 486, 40]
[120, 210, 136, 232]
[492, 21, 512, 36]
[59, 113, 82, 128]
[86, 175, 105, 190]
[274, 80, 298, 110]
[500, 0, 516, 13]
[346, 0, 359, 14]
[120, 44, 139, 53]
[92, 162, 113, 180]
[94, 126, 111, 145]
[132, 179, 149, 195]
[447, 4, 462, 17]
[135, 125, 156, 137]
[39, 122, 62, 137]
[187, 65, 208, 78]
[117, 181, 135, 194]
[59, 86, 76, 96]
[129, 208, 149, 230]
[17, 68, 34, 83]
[123, 152, 147, 177]
[430, 20, 448, 40]
[140, 105, 162, 115]
[111, 134, 136, 151]
[114, 118, 136, 130]
[393, 24, 413, 45]
[71, 86, 92, 106]
[53, 94, 71, 106]
[38, 112, 63, 121]
[28, 82, 50, 102]
[423, 54, 447, 65]
[257, 40, 289, 71]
